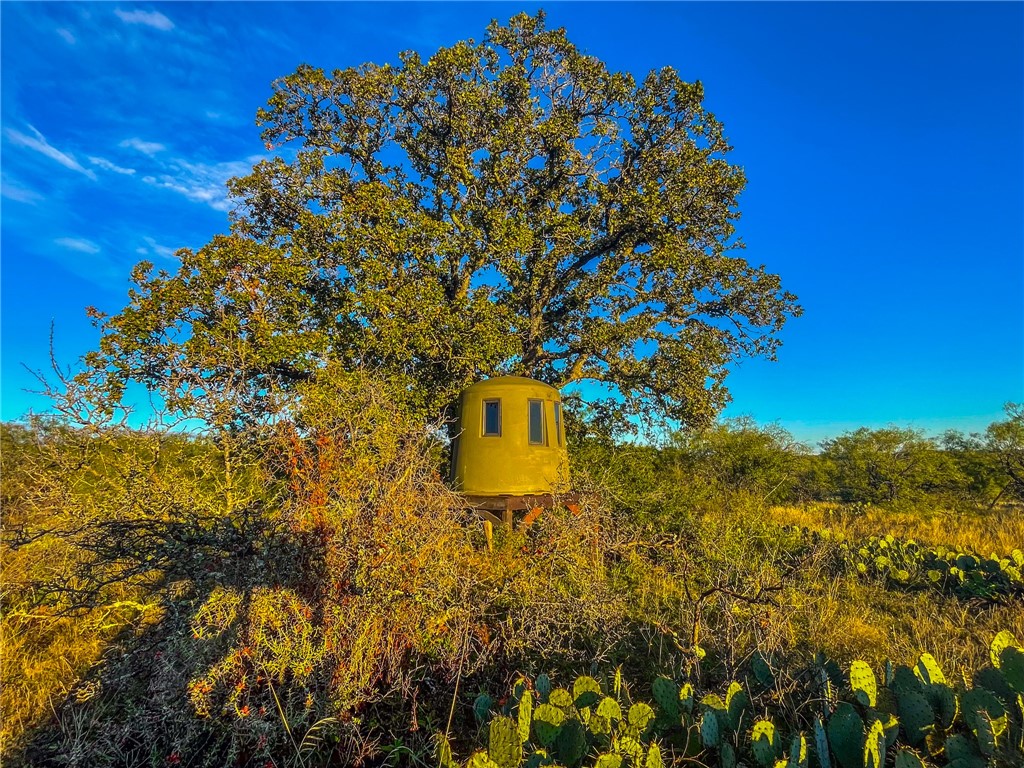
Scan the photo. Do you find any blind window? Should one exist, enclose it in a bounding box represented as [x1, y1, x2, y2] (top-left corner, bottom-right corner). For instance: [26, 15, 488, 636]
[528, 400, 545, 445]
[483, 399, 501, 436]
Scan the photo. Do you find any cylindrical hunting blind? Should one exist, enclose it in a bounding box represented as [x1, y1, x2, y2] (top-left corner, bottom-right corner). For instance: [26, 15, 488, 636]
[449, 376, 569, 496]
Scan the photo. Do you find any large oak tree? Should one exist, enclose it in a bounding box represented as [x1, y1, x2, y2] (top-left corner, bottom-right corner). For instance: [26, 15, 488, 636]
[84, 12, 800, 433]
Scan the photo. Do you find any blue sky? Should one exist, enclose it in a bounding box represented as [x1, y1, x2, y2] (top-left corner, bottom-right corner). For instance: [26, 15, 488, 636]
[2, 2, 1021, 446]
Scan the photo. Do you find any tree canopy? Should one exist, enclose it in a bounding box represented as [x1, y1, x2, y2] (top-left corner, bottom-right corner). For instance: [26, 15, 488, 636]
[83, 12, 800, 432]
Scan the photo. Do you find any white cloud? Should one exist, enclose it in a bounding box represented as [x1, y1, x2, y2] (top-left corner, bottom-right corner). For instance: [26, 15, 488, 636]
[56, 28, 76, 44]
[89, 156, 136, 175]
[4, 126, 97, 180]
[1, 178, 43, 204]
[55, 237, 101, 254]
[120, 137, 166, 156]
[114, 9, 174, 31]
[142, 236, 177, 259]
[142, 157, 256, 212]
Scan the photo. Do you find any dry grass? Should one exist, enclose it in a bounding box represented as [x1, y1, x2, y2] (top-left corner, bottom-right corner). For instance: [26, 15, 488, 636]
[769, 501, 1024, 555]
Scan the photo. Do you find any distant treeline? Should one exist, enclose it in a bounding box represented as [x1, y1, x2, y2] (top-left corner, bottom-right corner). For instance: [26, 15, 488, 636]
[573, 404, 1024, 514]
[3, 403, 1021, 521]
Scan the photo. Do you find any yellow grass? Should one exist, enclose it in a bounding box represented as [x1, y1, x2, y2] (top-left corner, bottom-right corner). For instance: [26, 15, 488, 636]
[769, 502, 1024, 555]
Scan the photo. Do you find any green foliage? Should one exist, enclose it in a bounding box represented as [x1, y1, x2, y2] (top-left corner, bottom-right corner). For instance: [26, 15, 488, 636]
[81, 10, 800, 436]
[820, 428, 964, 507]
[454, 635, 1024, 768]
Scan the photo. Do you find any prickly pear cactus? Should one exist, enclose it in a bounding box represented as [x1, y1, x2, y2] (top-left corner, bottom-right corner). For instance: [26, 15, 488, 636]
[813, 716, 831, 768]
[997, 644, 1024, 694]
[532, 704, 566, 748]
[550, 688, 574, 710]
[555, 718, 587, 767]
[893, 749, 924, 768]
[926, 682, 957, 729]
[467, 751, 501, 768]
[535, 674, 552, 703]
[573, 676, 602, 709]
[913, 653, 945, 686]
[700, 710, 720, 749]
[651, 677, 679, 717]
[895, 690, 932, 747]
[720, 741, 737, 768]
[990, 631, 1019, 667]
[679, 682, 695, 715]
[849, 660, 876, 708]
[474, 693, 495, 726]
[752, 651, 776, 689]
[489, 715, 523, 768]
[725, 681, 751, 733]
[826, 702, 864, 768]
[594, 754, 622, 768]
[863, 718, 885, 768]
[596, 697, 621, 722]
[787, 732, 807, 768]
[644, 743, 663, 768]
[518, 690, 534, 743]
[627, 702, 655, 735]
[750, 720, 778, 767]
[961, 687, 1007, 756]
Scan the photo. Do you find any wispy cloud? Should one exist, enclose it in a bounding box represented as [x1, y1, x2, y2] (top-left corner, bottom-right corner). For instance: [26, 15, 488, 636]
[142, 157, 258, 212]
[114, 9, 174, 32]
[5, 125, 97, 180]
[89, 156, 136, 175]
[120, 137, 165, 156]
[55, 237, 101, 254]
[1, 177, 43, 204]
[138, 236, 178, 259]
[56, 27, 76, 44]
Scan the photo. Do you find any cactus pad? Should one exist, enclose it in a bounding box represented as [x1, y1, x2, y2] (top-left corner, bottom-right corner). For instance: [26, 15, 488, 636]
[535, 674, 553, 703]
[750, 720, 777, 767]
[594, 755, 622, 768]
[550, 688, 574, 709]
[752, 651, 776, 689]
[489, 715, 523, 768]
[436, 734, 456, 768]
[627, 702, 655, 734]
[555, 718, 587, 767]
[725, 681, 750, 733]
[700, 710, 720, 748]
[813, 716, 831, 768]
[572, 676, 602, 709]
[999, 646, 1024, 694]
[645, 744, 663, 768]
[532, 704, 566, 747]
[679, 682, 695, 714]
[476, 693, 495, 725]
[720, 741, 737, 768]
[826, 702, 864, 768]
[616, 734, 643, 762]
[591, 713, 613, 738]
[990, 630, 1019, 668]
[788, 732, 807, 768]
[518, 690, 534, 743]
[913, 653, 945, 685]
[896, 690, 933, 747]
[925, 682, 957, 729]
[863, 718, 885, 768]
[651, 677, 679, 717]
[944, 733, 986, 768]
[849, 661, 876, 708]
[468, 751, 502, 768]
[596, 697, 621, 722]
[893, 750, 924, 768]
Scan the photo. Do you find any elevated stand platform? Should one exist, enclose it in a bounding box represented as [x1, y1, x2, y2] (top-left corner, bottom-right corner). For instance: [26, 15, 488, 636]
[461, 493, 582, 530]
